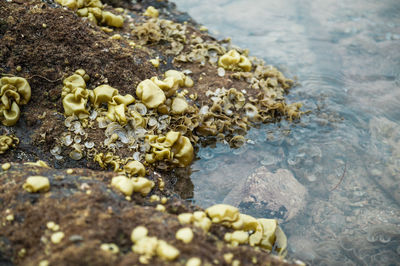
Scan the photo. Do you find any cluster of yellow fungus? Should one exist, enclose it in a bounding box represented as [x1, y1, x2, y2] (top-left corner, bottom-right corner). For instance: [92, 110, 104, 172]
[218, 49, 252, 72]
[23, 176, 50, 193]
[0, 134, 19, 154]
[0, 77, 31, 126]
[62, 71, 135, 123]
[143, 6, 159, 18]
[205, 204, 287, 255]
[111, 175, 154, 196]
[136, 70, 193, 109]
[131, 226, 180, 263]
[145, 131, 194, 167]
[177, 211, 212, 232]
[56, 0, 124, 27]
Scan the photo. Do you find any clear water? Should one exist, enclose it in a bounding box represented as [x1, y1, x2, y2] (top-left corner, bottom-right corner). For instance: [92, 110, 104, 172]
[172, 0, 400, 265]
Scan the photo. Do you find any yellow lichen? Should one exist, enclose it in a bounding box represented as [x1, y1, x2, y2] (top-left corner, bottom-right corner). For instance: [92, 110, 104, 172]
[143, 6, 159, 18]
[218, 49, 252, 72]
[23, 176, 50, 193]
[0, 77, 31, 126]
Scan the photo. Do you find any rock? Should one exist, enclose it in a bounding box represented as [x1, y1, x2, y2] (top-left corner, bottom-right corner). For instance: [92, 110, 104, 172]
[224, 166, 307, 222]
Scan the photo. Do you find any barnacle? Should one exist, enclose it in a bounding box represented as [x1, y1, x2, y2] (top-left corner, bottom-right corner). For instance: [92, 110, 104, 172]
[0, 135, 19, 154]
[136, 79, 166, 109]
[0, 77, 31, 126]
[218, 49, 252, 72]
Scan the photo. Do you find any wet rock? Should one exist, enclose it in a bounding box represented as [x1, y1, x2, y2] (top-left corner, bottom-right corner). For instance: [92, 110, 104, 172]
[224, 166, 307, 222]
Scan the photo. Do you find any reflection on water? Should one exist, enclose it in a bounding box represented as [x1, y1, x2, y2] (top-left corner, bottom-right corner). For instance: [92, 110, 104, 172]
[172, 0, 400, 264]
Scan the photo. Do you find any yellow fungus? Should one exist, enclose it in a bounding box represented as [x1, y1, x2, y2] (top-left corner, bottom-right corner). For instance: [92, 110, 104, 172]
[171, 97, 188, 114]
[101, 11, 124, 28]
[62, 87, 90, 117]
[184, 76, 194, 88]
[24, 160, 50, 168]
[51, 232, 65, 244]
[111, 175, 134, 196]
[257, 218, 277, 250]
[156, 240, 180, 261]
[100, 243, 119, 254]
[16, 66, 22, 71]
[161, 197, 167, 204]
[132, 177, 155, 196]
[66, 169, 74, 174]
[150, 195, 160, 202]
[131, 226, 149, 243]
[178, 213, 193, 225]
[2, 162, 11, 171]
[0, 77, 31, 126]
[132, 236, 158, 257]
[0, 135, 18, 154]
[6, 214, 14, 221]
[218, 49, 252, 72]
[136, 79, 166, 109]
[38, 260, 49, 266]
[124, 160, 146, 177]
[143, 6, 159, 18]
[205, 204, 239, 223]
[193, 211, 212, 232]
[149, 58, 160, 68]
[23, 176, 50, 193]
[232, 214, 263, 246]
[155, 204, 166, 212]
[92, 85, 118, 107]
[232, 259, 241, 266]
[225, 230, 249, 246]
[175, 227, 194, 244]
[199, 25, 208, 32]
[223, 253, 234, 264]
[186, 257, 201, 266]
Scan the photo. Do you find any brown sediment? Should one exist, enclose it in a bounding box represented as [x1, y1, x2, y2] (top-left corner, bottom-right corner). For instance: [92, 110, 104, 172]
[0, 0, 301, 265]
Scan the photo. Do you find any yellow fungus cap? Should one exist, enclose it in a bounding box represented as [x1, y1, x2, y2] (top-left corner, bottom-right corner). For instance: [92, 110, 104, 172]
[164, 70, 185, 87]
[23, 176, 50, 193]
[218, 49, 252, 72]
[186, 257, 202, 266]
[175, 227, 194, 244]
[131, 226, 148, 243]
[111, 175, 135, 196]
[136, 79, 166, 109]
[50, 232, 65, 244]
[100, 243, 119, 254]
[178, 213, 193, 225]
[124, 160, 146, 177]
[143, 6, 159, 18]
[101, 11, 124, 28]
[171, 97, 188, 114]
[257, 218, 278, 250]
[62, 74, 86, 93]
[62, 87, 90, 116]
[0, 77, 31, 126]
[156, 240, 180, 261]
[205, 204, 239, 223]
[92, 85, 118, 107]
[132, 177, 155, 196]
[132, 236, 158, 257]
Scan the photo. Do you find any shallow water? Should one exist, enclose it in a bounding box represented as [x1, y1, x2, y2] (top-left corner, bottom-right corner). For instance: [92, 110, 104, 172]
[172, 0, 400, 264]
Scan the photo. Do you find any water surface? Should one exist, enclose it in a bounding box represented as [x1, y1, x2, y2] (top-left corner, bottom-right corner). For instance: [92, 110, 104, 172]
[172, 0, 400, 264]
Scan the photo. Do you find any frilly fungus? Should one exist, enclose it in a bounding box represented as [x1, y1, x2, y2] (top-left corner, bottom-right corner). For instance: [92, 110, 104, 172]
[0, 77, 31, 126]
[0, 134, 19, 154]
[218, 49, 252, 72]
[124, 160, 146, 177]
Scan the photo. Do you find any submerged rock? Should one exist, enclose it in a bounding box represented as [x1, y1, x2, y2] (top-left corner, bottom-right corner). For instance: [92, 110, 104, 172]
[224, 166, 307, 222]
